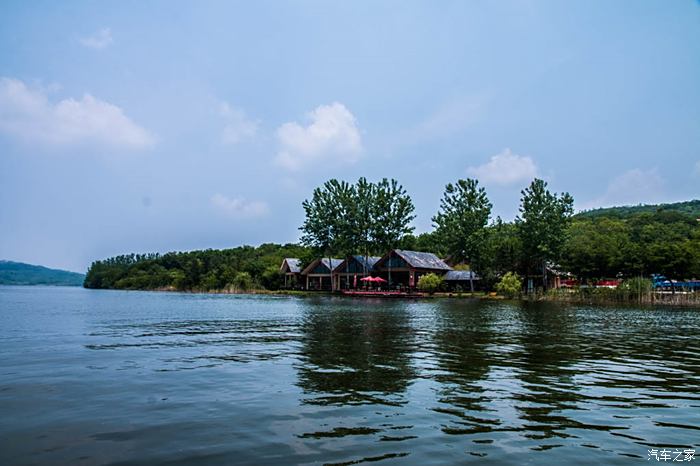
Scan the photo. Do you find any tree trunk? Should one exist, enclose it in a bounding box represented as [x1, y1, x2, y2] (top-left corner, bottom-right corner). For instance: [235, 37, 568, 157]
[328, 255, 333, 291]
[542, 260, 547, 292]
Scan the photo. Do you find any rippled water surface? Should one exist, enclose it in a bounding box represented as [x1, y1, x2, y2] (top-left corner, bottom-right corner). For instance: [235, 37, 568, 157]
[1, 286, 699, 465]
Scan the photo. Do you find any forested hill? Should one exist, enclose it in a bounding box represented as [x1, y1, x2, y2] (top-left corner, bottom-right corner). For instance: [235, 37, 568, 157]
[0, 261, 85, 286]
[577, 200, 700, 219]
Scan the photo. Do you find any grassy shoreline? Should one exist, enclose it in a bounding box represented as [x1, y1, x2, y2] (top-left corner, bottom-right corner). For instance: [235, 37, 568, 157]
[85, 286, 700, 307]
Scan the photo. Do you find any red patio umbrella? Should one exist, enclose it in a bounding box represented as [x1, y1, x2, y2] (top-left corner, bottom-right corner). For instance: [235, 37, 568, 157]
[360, 276, 386, 283]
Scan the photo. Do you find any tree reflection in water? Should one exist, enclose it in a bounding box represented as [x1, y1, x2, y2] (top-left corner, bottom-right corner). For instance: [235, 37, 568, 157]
[296, 297, 416, 406]
[511, 301, 588, 443]
[430, 300, 500, 434]
[292, 296, 700, 460]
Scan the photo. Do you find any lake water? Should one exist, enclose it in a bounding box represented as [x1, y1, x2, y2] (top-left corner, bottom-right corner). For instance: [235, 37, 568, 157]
[1, 286, 699, 465]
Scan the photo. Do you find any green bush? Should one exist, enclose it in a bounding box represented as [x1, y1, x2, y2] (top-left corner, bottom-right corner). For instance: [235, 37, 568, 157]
[417, 273, 443, 294]
[617, 277, 653, 294]
[232, 271, 253, 291]
[495, 272, 522, 298]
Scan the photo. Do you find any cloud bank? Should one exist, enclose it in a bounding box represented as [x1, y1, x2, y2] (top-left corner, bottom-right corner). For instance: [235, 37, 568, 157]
[210, 194, 269, 218]
[0, 77, 155, 150]
[219, 102, 258, 145]
[274, 102, 362, 171]
[579, 168, 666, 210]
[467, 148, 538, 186]
[80, 28, 113, 49]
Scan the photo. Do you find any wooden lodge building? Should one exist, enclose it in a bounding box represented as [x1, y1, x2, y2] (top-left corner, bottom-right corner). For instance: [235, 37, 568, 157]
[279, 258, 302, 289]
[374, 249, 452, 289]
[332, 255, 381, 290]
[300, 258, 343, 290]
[282, 249, 478, 291]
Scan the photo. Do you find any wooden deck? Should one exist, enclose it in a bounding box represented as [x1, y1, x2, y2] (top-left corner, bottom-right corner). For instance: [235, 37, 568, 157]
[340, 290, 424, 298]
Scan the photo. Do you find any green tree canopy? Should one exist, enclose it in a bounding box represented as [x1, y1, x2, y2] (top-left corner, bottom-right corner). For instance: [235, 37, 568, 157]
[432, 178, 491, 290]
[516, 178, 574, 287]
[370, 178, 416, 252]
[300, 177, 416, 258]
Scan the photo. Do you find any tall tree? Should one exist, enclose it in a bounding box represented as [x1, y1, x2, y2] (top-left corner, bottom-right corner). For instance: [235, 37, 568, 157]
[300, 177, 416, 287]
[432, 178, 492, 291]
[370, 178, 416, 251]
[300, 179, 355, 289]
[483, 217, 522, 281]
[350, 177, 376, 272]
[516, 178, 574, 290]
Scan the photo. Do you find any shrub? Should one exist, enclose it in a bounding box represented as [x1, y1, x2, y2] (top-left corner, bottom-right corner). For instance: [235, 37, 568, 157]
[232, 271, 253, 291]
[496, 272, 522, 298]
[617, 277, 653, 294]
[417, 273, 443, 294]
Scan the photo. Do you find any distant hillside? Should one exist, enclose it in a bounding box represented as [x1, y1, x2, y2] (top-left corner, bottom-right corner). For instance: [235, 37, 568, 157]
[577, 199, 700, 219]
[0, 261, 85, 286]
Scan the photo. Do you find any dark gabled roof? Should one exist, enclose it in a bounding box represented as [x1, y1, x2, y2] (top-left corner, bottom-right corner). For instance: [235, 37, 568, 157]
[353, 255, 381, 270]
[393, 249, 452, 271]
[301, 257, 343, 275]
[323, 258, 344, 272]
[332, 255, 381, 273]
[444, 270, 479, 281]
[280, 258, 301, 274]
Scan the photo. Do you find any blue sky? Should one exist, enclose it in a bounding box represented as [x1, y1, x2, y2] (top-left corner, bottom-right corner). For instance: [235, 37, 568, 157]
[1, 0, 699, 272]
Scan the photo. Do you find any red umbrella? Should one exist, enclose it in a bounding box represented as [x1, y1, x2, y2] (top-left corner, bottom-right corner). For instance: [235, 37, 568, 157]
[360, 276, 386, 283]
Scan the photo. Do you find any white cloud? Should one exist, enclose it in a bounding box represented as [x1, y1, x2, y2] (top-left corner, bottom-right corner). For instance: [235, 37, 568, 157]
[210, 194, 269, 218]
[0, 77, 155, 150]
[219, 102, 258, 144]
[80, 28, 113, 49]
[466, 148, 538, 186]
[274, 102, 362, 171]
[579, 168, 666, 210]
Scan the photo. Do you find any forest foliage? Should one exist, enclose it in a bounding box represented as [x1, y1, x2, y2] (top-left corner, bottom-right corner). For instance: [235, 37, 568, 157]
[83, 244, 309, 291]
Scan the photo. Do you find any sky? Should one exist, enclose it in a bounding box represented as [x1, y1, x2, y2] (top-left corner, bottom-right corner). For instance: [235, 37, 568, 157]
[1, 0, 699, 273]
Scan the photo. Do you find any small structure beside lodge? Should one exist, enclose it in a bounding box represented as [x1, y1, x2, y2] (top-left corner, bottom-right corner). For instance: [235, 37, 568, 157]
[443, 270, 480, 291]
[279, 258, 302, 289]
[300, 257, 343, 291]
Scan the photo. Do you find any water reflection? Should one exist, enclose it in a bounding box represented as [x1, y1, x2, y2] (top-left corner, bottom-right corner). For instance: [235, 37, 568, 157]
[429, 300, 500, 435]
[511, 302, 590, 444]
[86, 318, 302, 368]
[5, 287, 698, 465]
[296, 298, 416, 406]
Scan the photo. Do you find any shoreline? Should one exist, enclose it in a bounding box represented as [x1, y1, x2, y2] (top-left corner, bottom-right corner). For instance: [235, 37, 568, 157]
[80, 286, 700, 307]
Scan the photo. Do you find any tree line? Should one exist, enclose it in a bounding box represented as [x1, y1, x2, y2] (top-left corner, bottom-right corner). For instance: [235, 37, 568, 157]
[84, 176, 700, 291]
[299, 176, 700, 289]
[83, 244, 310, 291]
